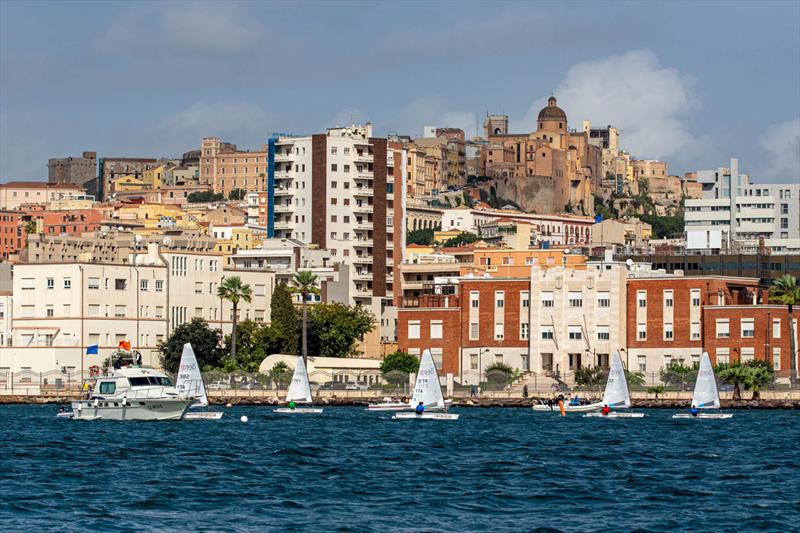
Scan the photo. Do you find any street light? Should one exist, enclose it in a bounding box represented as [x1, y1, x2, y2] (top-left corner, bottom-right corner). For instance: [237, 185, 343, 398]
[479, 347, 491, 386]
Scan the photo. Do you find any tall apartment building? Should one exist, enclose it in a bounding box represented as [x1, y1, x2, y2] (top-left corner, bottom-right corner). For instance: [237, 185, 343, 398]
[685, 158, 800, 253]
[263, 124, 407, 345]
[199, 138, 268, 197]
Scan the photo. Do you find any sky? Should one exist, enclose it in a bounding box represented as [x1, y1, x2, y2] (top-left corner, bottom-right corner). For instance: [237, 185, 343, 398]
[1, 0, 798, 184]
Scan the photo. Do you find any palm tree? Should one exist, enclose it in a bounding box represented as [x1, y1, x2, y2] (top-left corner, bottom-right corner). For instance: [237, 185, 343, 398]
[291, 271, 319, 367]
[717, 363, 748, 401]
[745, 366, 774, 400]
[770, 274, 799, 386]
[217, 276, 252, 363]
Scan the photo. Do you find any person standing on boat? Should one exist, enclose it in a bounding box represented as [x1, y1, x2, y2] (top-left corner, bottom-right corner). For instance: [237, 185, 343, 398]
[523, 384, 528, 398]
[689, 404, 699, 417]
[415, 402, 425, 415]
[288, 400, 296, 410]
[601, 404, 611, 416]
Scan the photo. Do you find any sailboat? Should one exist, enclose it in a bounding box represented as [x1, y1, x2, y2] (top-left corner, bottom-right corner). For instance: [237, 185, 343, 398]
[393, 349, 458, 420]
[176, 343, 223, 420]
[274, 356, 323, 414]
[672, 352, 733, 419]
[584, 351, 645, 418]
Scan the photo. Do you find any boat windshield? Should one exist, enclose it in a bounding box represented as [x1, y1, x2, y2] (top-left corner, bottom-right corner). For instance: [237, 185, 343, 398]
[129, 376, 174, 387]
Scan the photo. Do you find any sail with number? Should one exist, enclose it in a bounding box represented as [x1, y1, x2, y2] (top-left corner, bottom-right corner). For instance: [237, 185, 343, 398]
[285, 356, 313, 404]
[601, 351, 631, 409]
[692, 352, 721, 409]
[176, 343, 208, 408]
[410, 349, 445, 409]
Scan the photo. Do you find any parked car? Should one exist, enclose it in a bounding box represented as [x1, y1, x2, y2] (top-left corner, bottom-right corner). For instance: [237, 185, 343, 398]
[319, 381, 347, 391]
[207, 380, 230, 391]
[345, 382, 369, 391]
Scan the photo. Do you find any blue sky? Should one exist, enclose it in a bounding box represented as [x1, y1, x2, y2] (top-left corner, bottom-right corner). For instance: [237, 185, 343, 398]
[1, 0, 798, 183]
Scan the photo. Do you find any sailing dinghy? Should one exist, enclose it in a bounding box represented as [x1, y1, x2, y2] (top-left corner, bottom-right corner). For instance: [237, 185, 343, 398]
[177, 343, 223, 420]
[393, 349, 458, 420]
[274, 356, 323, 414]
[672, 352, 733, 419]
[584, 351, 645, 418]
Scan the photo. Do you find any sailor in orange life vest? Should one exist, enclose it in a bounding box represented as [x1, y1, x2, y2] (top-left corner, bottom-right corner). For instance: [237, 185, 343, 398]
[601, 404, 611, 416]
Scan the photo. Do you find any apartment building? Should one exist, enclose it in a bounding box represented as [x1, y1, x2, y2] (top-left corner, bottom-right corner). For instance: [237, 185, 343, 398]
[397, 277, 530, 384]
[0, 182, 89, 210]
[684, 158, 800, 253]
[625, 275, 760, 374]
[200, 138, 268, 197]
[529, 260, 628, 378]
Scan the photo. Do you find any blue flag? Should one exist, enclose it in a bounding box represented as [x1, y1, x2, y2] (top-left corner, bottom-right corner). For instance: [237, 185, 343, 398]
[595, 214, 603, 223]
[86, 344, 99, 355]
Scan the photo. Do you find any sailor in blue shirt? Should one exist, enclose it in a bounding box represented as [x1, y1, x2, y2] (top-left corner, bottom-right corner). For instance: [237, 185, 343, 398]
[415, 402, 425, 415]
[689, 404, 700, 417]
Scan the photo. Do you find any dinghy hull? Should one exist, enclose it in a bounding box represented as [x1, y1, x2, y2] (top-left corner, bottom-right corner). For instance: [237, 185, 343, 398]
[583, 412, 646, 418]
[183, 411, 223, 420]
[532, 402, 602, 413]
[393, 412, 459, 420]
[672, 413, 733, 419]
[274, 407, 324, 414]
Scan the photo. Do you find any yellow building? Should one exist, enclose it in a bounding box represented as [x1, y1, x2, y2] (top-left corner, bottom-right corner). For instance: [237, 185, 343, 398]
[433, 229, 462, 243]
[142, 165, 166, 189]
[109, 175, 148, 194]
[210, 224, 257, 263]
[114, 203, 199, 235]
[462, 248, 587, 277]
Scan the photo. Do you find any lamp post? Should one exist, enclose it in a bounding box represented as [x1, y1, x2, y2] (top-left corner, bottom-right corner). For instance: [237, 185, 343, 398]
[479, 347, 491, 386]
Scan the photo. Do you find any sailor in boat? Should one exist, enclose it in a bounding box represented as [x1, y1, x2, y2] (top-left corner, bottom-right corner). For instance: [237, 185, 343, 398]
[601, 404, 611, 416]
[415, 402, 425, 415]
[689, 404, 700, 417]
[288, 400, 296, 411]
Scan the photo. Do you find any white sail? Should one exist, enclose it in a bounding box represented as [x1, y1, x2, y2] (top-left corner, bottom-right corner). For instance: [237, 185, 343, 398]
[176, 343, 208, 407]
[410, 349, 445, 409]
[601, 351, 630, 408]
[692, 352, 720, 409]
[285, 356, 313, 404]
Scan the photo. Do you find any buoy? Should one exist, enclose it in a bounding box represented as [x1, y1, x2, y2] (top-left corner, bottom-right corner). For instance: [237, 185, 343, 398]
[240, 415, 248, 423]
[226, 403, 233, 408]
[558, 400, 566, 417]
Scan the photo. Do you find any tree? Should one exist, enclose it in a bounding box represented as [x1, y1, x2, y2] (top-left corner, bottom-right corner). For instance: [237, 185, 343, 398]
[306, 302, 375, 358]
[442, 231, 480, 248]
[574, 366, 606, 389]
[639, 213, 685, 239]
[380, 351, 419, 375]
[291, 271, 319, 367]
[270, 282, 299, 354]
[222, 320, 266, 372]
[660, 361, 699, 389]
[745, 365, 774, 400]
[717, 362, 748, 400]
[625, 369, 646, 388]
[484, 361, 518, 384]
[406, 228, 435, 245]
[217, 276, 252, 363]
[647, 385, 666, 399]
[228, 188, 246, 200]
[770, 274, 799, 386]
[267, 361, 292, 388]
[187, 190, 224, 203]
[158, 318, 223, 373]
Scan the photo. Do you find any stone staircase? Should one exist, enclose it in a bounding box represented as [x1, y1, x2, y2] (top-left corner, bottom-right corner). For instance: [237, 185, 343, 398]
[508, 372, 563, 394]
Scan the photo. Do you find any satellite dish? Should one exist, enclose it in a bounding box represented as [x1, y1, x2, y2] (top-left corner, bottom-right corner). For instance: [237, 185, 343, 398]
[163, 236, 173, 246]
[626, 258, 634, 267]
[563, 248, 570, 254]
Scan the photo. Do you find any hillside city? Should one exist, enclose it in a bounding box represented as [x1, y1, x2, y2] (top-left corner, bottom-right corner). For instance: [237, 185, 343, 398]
[0, 97, 798, 391]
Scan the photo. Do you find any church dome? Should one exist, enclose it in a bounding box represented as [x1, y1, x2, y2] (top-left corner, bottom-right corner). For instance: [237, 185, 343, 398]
[537, 96, 567, 122]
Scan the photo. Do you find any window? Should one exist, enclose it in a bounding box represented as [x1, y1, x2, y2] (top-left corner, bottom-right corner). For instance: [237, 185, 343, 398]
[21, 278, 34, 290]
[541, 326, 554, 340]
[568, 325, 582, 340]
[195, 282, 203, 294]
[716, 348, 730, 365]
[495, 291, 504, 308]
[664, 323, 674, 340]
[597, 325, 610, 340]
[114, 279, 127, 290]
[330, 163, 337, 172]
[88, 277, 100, 290]
[541, 292, 554, 307]
[430, 320, 443, 339]
[596, 292, 610, 308]
[470, 291, 479, 308]
[114, 305, 126, 318]
[63, 278, 71, 289]
[88, 304, 100, 317]
[98, 381, 116, 395]
[773, 348, 781, 370]
[254, 284, 265, 297]
[521, 291, 529, 308]
[155, 280, 164, 292]
[46, 306, 54, 317]
[638, 355, 647, 372]
[663, 290, 673, 307]
[740, 318, 755, 338]
[494, 323, 504, 340]
[637, 323, 647, 340]
[469, 322, 479, 340]
[46, 277, 54, 289]
[663, 354, 672, 368]
[430, 348, 443, 370]
[520, 323, 529, 340]
[740, 347, 755, 362]
[470, 354, 478, 371]
[140, 279, 149, 291]
[568, 291, 583, 307]
[691, 322, 701, 340]
[155, 306, 164, 318]
[408, 320, 420, 339]
[716, 319, 730, 338]
[773, 318, 781, 338]
[691, 289, 701, 307]
[637, 291, 647, 308]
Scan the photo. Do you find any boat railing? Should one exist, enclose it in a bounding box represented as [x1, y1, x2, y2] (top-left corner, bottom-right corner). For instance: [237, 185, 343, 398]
[121, 386, 180, 400]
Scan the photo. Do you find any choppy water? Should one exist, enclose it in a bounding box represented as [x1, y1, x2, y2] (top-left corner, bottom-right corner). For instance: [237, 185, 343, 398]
[0, 406, 798, 532]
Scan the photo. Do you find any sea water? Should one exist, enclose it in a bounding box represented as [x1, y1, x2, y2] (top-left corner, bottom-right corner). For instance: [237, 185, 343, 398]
[0, 406, 797, 532]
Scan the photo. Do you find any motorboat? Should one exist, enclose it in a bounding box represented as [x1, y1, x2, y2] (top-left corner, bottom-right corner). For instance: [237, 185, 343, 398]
[532, 399, 602, 413]
[71, 366, 193, 421]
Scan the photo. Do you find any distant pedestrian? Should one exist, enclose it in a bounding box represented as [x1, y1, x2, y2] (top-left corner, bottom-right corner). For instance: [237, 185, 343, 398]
[522, 384, 529, 398]
[470, 384, 477, 398]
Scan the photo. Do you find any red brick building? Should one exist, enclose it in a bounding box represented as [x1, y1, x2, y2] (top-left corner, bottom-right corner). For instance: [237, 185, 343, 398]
[703, 305, 798, 380]
[0, 207, 105, 260]
[0, 210, 26, 259]
[398, 278, 530, 384]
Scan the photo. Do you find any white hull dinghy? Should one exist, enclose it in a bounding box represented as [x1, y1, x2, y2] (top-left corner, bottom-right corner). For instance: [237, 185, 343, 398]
[393, 349, 458, 421]
[583, 351, 645, 419]
[274, 356, 324, 414]
[367, 398, 453, 412]
[532, 401, 602, 413]
[176, 343, 223, 421]
[672, 352, 733, 420]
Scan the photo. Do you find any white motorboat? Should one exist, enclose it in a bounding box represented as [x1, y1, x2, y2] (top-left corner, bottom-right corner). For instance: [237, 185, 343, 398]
[672, 352, 733, 420]
[274, 356, 324, 414]
[583, 351, 645, 418]
[175, 343, 223, 420]
[532, 400, 602, 413]
[71, 366, 192, 421]
[393, 349, 458, 421]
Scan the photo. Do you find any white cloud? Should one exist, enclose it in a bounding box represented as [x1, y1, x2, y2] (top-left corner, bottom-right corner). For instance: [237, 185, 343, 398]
[756, 118, 800, 183]
[161, 2, 265, 54]
[388, 96, 477, 138]
[520, 50, 697, 160]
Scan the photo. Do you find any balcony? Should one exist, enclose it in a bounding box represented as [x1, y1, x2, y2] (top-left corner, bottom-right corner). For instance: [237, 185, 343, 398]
[353, 239, 373, 248]
[274, 204, 294, 213]
[354, 153, 374, 163]
[353, 187, 374, 197]
[353, 204, 373, 214]
[274, 220, 292, 230]
[355, 286, 373, 297]
[274, 188, 293, 196]
[353, 221, 372, 231]
[353, 271, 372, 281]
[353, 254, 372, 264]
[274, 152, 294, 162]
